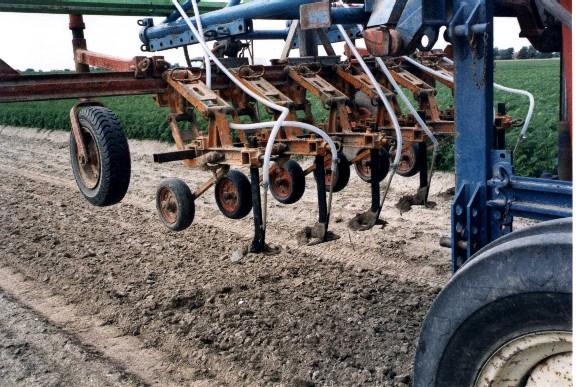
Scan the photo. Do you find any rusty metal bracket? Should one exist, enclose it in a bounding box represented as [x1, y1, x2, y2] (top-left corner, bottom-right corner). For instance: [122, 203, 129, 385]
[69, 100, 104, 164]
[300, 1, 332, 30]
[74, 49, 169, 78]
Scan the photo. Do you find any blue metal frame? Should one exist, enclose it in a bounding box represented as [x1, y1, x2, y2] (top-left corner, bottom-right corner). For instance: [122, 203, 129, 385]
[445, 0, 571, 271]
[139, 0, 369, 52]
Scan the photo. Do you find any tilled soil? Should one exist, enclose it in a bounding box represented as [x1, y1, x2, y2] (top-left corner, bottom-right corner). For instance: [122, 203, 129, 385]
[0, 290, 143, 387]
[0, 126, 453, 386]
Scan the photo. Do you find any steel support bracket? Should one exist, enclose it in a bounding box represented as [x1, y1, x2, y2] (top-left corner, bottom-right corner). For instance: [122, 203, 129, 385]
[143, 18, 252, 52]
[452, 183, 485, 271]
[70, 100, 104, 164]
[448, 1, 490, 58]
[487, 151, 573, 222]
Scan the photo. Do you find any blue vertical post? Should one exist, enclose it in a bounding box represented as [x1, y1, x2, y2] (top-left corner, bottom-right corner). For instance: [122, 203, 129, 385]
[451, 0, 495, 271]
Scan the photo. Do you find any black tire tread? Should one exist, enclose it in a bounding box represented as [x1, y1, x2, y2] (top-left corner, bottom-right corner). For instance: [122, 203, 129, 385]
[70, 106, 130, 206]
[355, 148, 391, 183]
[316, 153, 350, 193]
[413, 224, 573, 387]
[215, 170, 253, 219]
[396, 144, 420, 178]
[271, 160, 306, 205]
[156, 178, 195, 231]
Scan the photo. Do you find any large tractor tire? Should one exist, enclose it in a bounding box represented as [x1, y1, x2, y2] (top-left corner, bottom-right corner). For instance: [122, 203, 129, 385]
[70, 106, 131, 207]
[413, 218, 573, 387]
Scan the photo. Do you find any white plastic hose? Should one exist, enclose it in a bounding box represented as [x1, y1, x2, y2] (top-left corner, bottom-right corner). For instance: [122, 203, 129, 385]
[376, 58, 439, 150]
[494, 83, 535, 142]
[336, 24, 403, 168]
[188, 0, 212, 89]
[172, 0, 340, 226]
[171, 0, 288, 190]
[334, 2, 405, 168]
[404, 55, 535, 143]
[375, 57, 439, 197]
[230, 120, 339, 216]
[229, 121, 338, 169]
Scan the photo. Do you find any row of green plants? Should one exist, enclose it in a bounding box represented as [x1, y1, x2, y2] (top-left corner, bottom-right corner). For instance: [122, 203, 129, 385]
[0, 59, 560, 177]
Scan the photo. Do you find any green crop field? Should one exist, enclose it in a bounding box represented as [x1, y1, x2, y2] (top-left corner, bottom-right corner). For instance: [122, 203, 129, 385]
[0, 59, 560, 177]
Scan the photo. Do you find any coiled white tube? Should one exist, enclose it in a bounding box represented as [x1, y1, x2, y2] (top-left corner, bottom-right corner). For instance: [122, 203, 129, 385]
[405, 55, 535, 143]
[229, 121, 338, 171]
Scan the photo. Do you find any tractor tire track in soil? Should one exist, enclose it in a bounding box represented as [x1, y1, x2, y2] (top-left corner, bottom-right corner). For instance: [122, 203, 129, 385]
[0, 126, 451, 386]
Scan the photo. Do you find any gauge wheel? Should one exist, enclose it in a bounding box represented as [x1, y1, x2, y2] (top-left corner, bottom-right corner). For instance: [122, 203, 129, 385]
[270, 159, 306, 205]
[315, 153, 350, 193]
[390, 143, 421, 178]
[156, 178, 195, 231]
[354, 148, 390, 183]
[215, 170, 253, 219]
[69, 106, 131, 207]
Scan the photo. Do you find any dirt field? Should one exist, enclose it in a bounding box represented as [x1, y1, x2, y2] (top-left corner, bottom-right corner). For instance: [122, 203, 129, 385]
[0, 125, 454, 386]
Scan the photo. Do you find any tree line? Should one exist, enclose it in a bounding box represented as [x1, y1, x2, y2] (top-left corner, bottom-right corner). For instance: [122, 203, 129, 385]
[494, 46, 560, 60]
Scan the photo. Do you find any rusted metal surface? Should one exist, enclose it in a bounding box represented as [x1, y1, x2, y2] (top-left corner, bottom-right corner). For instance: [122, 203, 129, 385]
[157, 187, 179, 225]
[0, 72, 167, 102]
[74, 49, 169, 78]
[299, 1, 332, 30]
[69, 100, 103, 165]
[69, 14, 90, 74]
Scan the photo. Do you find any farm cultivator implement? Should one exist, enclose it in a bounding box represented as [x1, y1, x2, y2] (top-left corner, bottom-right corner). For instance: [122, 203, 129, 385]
[0, 0, 573, 386]
[0, 9, 504, 250]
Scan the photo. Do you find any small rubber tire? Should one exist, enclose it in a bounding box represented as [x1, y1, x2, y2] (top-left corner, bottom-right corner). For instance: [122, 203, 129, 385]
[354, 148, 390, 183]
[156, 178, 195, 232]
[413, 220, 573, 387]
[215, 170, 253, 219]
[270, 160, 306, 205]
[315, 153, 350, 193]
[70, 106, 131, 207]
[391, 144, 420, 178]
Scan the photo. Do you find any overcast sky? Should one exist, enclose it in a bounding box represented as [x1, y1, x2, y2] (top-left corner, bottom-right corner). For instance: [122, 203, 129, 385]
[0, 13, 531, 71]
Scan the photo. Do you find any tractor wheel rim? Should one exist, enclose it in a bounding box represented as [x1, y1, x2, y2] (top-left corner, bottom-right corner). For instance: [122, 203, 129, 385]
[159, 188, 178, 224]
[271, 167, 292, 199]
[77, 128, 100, 190]
[218, 179, 239, 213]
[474, 331, 572, 387]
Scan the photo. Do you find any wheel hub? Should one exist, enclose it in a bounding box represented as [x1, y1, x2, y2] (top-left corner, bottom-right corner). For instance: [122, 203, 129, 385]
[270, 166, 292, 199]
[356, 157, 372, 179]
[475, 331, 572, 387]
[159, 187, 178, 225]
[218, 179, 240, 213]
[76, 128, 100, 190]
